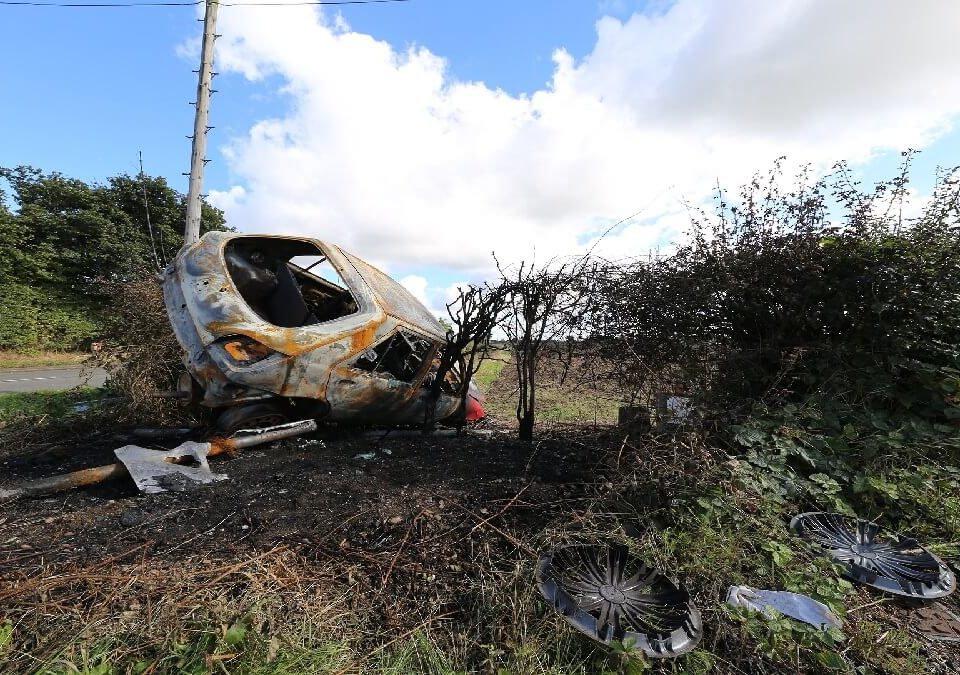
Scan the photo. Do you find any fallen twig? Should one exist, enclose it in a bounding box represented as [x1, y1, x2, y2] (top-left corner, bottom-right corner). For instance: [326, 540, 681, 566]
[447, 499, 537, 558]
[381, 509, 426, 589]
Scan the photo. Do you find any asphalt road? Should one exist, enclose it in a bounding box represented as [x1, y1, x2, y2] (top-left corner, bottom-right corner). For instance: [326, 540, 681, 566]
[0, 366, 108, 393]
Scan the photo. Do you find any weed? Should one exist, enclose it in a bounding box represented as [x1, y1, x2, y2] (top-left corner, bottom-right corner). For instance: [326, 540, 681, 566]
[0, 387, 100, 423]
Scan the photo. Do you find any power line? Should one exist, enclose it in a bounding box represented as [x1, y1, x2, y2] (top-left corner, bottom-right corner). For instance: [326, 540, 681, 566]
[0, 0, 408, 7]
[138, 150, 162, 270]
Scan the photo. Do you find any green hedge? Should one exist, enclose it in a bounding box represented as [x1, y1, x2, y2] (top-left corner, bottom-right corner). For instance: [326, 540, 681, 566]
[0, 283, 99, 351]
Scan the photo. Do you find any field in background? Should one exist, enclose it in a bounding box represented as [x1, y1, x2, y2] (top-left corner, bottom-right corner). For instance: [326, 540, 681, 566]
[471, 350, 508, 391]
[480, 350, 624, 427]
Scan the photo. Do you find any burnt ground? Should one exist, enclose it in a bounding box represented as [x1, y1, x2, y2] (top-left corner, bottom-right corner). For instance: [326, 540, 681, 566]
[1, 424, 599, 564]
[0, 417, 618, 672]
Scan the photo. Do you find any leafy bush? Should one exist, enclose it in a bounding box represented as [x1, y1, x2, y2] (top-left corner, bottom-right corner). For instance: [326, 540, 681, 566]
[0, 283, 98, 351]
[591, 159, 959, 411]
[0, 165, 228, 351]
[588, 156, 959, 452]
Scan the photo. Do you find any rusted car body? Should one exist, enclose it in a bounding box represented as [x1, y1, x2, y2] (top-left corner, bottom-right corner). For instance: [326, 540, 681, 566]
[162, 232, 469, 431]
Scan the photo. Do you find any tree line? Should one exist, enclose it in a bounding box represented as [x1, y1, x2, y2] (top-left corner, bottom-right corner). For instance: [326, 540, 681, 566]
[0, 166, 226, 351]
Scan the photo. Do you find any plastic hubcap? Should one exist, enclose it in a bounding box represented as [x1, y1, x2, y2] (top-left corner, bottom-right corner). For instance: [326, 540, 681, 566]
[599, 584, 627, 604]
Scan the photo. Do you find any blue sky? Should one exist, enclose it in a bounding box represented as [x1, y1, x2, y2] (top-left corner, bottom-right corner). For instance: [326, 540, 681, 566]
[2, 0, 959, 314]
[0, 0, 642, 191]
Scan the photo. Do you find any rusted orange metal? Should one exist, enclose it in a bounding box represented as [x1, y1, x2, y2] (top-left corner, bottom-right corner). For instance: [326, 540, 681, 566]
[162, 233, 466, 430]
[0, 464, 128, 501]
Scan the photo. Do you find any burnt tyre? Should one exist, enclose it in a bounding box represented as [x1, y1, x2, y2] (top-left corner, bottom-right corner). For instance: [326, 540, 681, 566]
[215, 403, 291, 435]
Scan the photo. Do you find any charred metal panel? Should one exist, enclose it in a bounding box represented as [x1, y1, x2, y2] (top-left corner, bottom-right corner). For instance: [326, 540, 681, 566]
[341, 250, 447, 341]
[168, 233, 386, 356]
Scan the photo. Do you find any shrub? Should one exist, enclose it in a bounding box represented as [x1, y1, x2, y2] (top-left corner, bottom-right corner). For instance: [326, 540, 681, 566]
[587, 158, 960, 435]
[0, 283, 98, 351]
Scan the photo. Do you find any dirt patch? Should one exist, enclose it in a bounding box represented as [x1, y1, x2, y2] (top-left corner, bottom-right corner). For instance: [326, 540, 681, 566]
[2, 426, 597, 560]
[0, 417, 612, 669]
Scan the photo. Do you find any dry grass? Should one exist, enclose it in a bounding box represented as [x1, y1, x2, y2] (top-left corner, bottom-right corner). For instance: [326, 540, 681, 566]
[90, 278, 193, 426]
[0, 464, 607, 674]
[3, 545, 362, 673]
[0, 351, 89, 370]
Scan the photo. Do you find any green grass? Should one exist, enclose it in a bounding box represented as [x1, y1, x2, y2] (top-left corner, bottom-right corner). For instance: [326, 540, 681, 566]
[536, 387, 622, 425]
[33, 635, 356, 675]
[472, 351, 509, 391]
[0, 350, 89, 369]
[478, 350, 622, 425]
[0, 388, 102, 422]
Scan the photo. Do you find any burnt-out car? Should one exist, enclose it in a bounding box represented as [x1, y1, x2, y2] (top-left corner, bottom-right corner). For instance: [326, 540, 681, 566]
[162, 232, 478, 432]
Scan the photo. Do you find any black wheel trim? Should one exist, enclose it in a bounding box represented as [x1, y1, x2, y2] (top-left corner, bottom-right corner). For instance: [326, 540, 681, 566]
[536, 544, 702, 657]
[790, 511, 956, 599]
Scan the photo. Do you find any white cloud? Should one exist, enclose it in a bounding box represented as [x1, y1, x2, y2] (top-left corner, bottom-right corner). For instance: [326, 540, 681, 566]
[398, 274, 450, 320]
[208, 185, 246, 212]
[398, 274, 429, 306]
[443, 282, 471, 303]
[204, 0, 960, 286]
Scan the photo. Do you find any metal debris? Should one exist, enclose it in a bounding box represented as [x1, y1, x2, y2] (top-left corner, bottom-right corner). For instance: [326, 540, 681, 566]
[0, 419, 317, 501]
[536, 543, 702, 657]
[115, 441, 226, 494]
[726, 585, 842, 630]
[790, 512, 956, 599]
[655, 383, 693, 428]
[617, 405, 651, 433]
[0, 464, 127, 501]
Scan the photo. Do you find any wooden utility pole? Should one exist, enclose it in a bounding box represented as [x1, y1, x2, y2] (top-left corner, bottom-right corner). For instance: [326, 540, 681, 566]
[184, 0, 220, 245]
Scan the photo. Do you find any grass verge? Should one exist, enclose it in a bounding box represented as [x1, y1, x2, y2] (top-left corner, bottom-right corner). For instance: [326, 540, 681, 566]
[0, 351, 89, 369]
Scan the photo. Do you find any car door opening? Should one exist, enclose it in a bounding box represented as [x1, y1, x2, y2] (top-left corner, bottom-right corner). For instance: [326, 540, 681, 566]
[224, 237, 359, 328]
